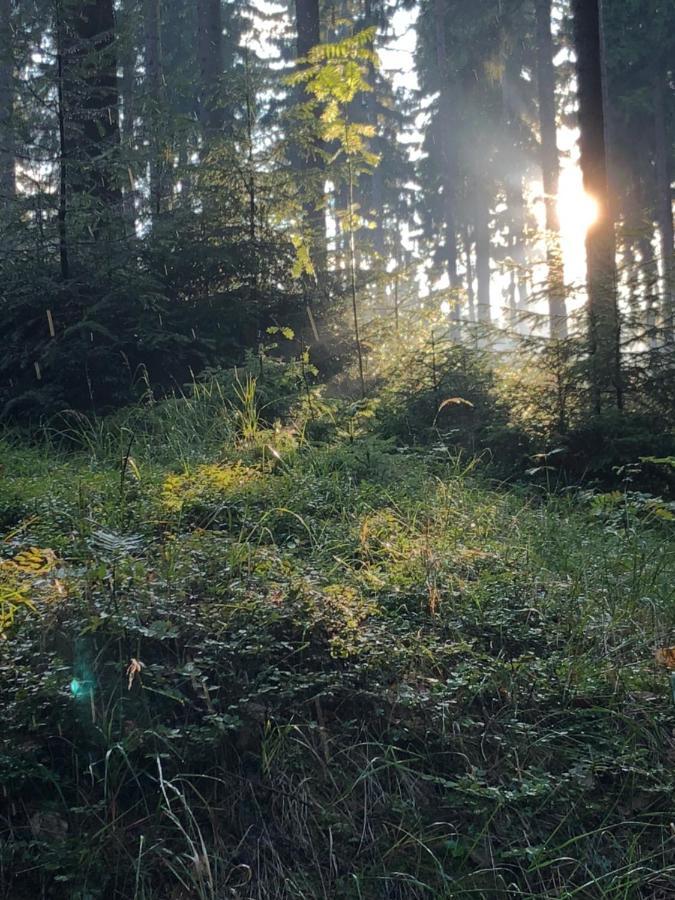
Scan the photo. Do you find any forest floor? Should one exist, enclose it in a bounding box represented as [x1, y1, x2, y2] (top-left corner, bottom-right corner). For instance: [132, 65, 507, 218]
[1, 372, 674, 899]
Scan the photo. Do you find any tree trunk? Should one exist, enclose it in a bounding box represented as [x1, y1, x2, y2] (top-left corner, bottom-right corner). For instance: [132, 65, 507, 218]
[295, 0, 320, 58]
[535, 0, 567, 339]
[463, 225, 476, 324]
[144, 0, 163, 218]
[348, 157, 365, 397]
[369, 155, 386, 259]
[640, 229, 658, 347]
[433, 0, 461, 320]
[507, 261, 518, 328]
[55, 8, 70, 280]
[571, 0, 621, 412]
[654, 65, 674, 341]
[474, 185, 491, 325]
[293, 0, 327, 280]
[0, 0, 15, 208]
[119, 0, 137, 228]
[60, 0, 122, 230]
[196, 0, 225, 140]
[620, 178, 637, 309]
[507, 183, 530, 333]
[363, 0, 385, 263]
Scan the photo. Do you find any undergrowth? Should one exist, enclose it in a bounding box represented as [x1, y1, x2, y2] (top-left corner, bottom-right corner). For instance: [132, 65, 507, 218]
[0, 364, 674, 899]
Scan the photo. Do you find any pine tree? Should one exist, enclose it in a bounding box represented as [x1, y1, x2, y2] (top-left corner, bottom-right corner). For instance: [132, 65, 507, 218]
[58, 0, 122, 230]
[653, 59, 674, 339]
[292, 0, 327, 278]
[535, 0, 567, 338]
[0, 0, 15, 209]
[416, 0, 539, 331]
[598, 0, 674, 344]
[197, 0, 226, 140]
[118, 0, 139, 227]
[143, 0, 163, 218]
[571, 0, 622, 411]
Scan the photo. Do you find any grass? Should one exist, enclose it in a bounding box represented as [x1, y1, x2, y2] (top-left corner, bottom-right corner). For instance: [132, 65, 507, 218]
[0, 372, 674, 899]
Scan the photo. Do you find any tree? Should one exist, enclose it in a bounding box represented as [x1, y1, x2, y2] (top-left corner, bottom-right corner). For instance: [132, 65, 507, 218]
[535, 0, 567, 338]
[295, 0, 320, 58]
[433, 0, 461, 310]
[0, 0, 15, 209]
[292, 0, 327, 279]
[596, 0, 674, 345]
[473, 181, 492, 325]
[416, 0, 538, 331]
[289, 27, 380, 397]
[144, 0, 163, 218]
[58, 0, 122, 232]
[571, 0, 622, 411]
[654, 60, 674, 339]
[118, 0, 139, 227]
[196, 0, 226, 139]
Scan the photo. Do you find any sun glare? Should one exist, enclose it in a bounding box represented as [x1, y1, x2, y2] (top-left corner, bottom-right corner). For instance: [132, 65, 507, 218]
[553, 164, 598, 294]
[557, 182, 598, 235]
[526, 152, 599, 315]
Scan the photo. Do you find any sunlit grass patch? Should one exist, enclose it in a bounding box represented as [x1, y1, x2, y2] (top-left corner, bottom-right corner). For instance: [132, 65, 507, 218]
[160, 461, 263, 515]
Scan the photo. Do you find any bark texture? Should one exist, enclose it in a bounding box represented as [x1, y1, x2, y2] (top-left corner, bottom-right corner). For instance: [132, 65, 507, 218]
[61, 0, 122, 218]
[571, 0, 622, 410]
[197, 0, 225, 138]
[654, 65, 674, 339]
[0, 0, 14, 208]
[535, 0, 567, 338]
[433, 0, 461, 315]
[144, 0, 163, 217]
[293, 0, 327, 277]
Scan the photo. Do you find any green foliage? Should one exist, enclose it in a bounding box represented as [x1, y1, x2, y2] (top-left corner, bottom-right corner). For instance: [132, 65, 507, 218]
[559, 412, 675, 488]
[372, 332, 532, 475]
[0, 201, 307, 417]
[289, 27, 380, 174]
[364, 322, 675, 488]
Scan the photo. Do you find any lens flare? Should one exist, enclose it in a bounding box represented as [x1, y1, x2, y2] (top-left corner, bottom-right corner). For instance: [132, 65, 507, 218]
[557, 187, 598, 235]
[70, 677, 93, 698]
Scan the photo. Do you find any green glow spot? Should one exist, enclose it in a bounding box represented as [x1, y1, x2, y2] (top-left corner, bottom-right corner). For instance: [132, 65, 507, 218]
[70, 678, 81, 696]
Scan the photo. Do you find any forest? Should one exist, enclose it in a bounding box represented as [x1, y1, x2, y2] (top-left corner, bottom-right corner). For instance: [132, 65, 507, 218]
[0, 0, 674, 897]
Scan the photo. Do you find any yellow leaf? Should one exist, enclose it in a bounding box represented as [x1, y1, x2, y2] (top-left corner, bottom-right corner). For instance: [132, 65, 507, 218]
[126, 658, 146, 690]
[655, 647, 675, 670]
[11, 546, 57, 575]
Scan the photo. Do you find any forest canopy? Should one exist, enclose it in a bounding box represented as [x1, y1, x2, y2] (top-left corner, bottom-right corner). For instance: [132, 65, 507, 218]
[0, 0, 672, 422]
